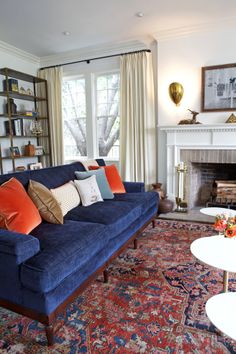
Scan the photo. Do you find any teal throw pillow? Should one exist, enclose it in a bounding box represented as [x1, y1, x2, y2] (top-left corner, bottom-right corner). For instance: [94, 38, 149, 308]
[75, 169, 114, 199]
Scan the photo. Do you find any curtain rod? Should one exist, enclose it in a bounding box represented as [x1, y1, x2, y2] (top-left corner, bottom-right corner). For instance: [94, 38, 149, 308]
[39, 49, 151, 70]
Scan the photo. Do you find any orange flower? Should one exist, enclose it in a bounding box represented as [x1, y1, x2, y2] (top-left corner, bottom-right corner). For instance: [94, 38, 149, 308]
[225, 225, 236, 238]
[213, 219, 227, 232]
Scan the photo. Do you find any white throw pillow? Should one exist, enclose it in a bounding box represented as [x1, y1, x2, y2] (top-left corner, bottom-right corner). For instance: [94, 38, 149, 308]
[74, 175, 103, 206]
[50, 181, 80, 216]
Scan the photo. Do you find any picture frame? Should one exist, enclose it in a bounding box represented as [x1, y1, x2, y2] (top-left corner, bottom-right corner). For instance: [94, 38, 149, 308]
[10, 146, 20, 157]
[34, 146, 44, 156]
[29, 162, 43, 170]
[202, 63, 236, 112]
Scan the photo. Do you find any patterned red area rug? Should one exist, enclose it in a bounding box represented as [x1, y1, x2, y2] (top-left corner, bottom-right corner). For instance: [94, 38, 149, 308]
[1, 220, 236, 353]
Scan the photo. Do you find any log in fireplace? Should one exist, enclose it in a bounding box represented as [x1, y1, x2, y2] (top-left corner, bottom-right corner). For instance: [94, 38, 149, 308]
[208, 180, 236, 209]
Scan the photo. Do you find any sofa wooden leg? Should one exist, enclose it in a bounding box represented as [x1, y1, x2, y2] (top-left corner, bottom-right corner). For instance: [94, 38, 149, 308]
[103, 269, 109, 283]
[152, 219, 156, 228]
[134, 238, 138, 249]
[45, 325, 54, 346]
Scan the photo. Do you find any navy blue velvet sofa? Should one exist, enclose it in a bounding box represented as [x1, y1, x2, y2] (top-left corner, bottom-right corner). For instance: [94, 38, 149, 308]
[0, 160, 158, 345]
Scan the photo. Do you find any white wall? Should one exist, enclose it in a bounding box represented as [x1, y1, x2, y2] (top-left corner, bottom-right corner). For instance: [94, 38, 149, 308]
[156, 28, 236, 187]
[0, 46, 39, 76]
[157, 28, 236, 126]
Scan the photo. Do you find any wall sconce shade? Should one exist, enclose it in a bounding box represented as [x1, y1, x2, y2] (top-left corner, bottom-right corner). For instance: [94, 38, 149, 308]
[169, 82, 184, 106]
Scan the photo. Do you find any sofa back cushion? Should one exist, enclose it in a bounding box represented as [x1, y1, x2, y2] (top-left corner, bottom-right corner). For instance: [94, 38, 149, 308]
[28, 180, 64, 224]
[89, 164, 126, 194]
[75, 169, 114, 199]
[0, 178, 42, 234]
[51, 181, 81, 216]
[74, 175, 103, 206]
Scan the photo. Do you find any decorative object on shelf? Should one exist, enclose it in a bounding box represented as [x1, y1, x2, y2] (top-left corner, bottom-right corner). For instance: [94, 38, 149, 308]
[5, 98, 17, 114]
[202, 63, 236, 112]
[3, 78, 18, 92]
[19, 86, 26, 94]
[29, 162, 43, 170]
[27, 88, 33, 96]
[178, 109, 201, 125]
[175, 162, 188, 213]
[169, 82, 184, 106]
[24, 141, 35, 157]
[15, 166, 26, 172]
[31, 120, 43, 136]
[226, 113, 236, 123]
[34, 146, 44, 156]
[213, 213, 236, 238]
[10, 146, 20, 157]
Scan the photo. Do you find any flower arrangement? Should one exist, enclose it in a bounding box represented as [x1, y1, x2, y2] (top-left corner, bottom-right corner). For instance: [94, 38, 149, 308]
[213, 213, 236, 238]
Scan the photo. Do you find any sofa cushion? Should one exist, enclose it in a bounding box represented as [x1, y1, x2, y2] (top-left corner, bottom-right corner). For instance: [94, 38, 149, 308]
[75, 169, 114, 199]
[0, 178, 42, 234]
[113, 191, 158, 214]
[89, 165, 126, 193]
[74, 175, 103, 206]
[28, 180, 63, 224]
[21, 220, 108, 293]
[65, 200, 142, 238]
[51, 181, 80, 216]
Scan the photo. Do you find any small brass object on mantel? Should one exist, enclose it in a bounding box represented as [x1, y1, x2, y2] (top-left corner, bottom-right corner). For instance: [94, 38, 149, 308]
[226, 113, 236, 123]
[178, 109, 201, 125]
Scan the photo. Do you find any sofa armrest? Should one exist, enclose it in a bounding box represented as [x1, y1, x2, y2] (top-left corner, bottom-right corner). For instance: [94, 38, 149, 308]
[123, 181, 145, 193]
[0, 229, 40, 264]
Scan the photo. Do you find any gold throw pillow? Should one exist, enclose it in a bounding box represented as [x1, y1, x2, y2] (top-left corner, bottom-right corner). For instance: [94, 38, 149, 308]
[28, 180, 63, 224]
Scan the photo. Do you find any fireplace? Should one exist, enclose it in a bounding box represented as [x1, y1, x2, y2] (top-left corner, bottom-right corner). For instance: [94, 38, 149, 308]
[159, 124, 236, 210]
[184, 162, 236, 209]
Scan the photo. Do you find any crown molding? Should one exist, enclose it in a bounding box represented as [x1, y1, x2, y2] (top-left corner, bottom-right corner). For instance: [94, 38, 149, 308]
[40, 37, 151, 68]
[0, 39, 40, 65]
[153, 17, 236, 41]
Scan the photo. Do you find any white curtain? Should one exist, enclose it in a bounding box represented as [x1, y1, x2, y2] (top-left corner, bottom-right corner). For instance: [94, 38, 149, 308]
[38, 67, 64, 165]
[120, 51, 156, 189]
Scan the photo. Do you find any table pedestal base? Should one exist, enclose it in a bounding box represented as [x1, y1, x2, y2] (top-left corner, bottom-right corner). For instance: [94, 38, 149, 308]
[223, 271, 229, 292]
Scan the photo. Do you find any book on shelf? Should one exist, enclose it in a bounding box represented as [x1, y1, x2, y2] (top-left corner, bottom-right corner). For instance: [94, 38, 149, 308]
[22, 119, 32, 136]
[4, 118, 33, 136]
[17, 111, 38, 117]
[14, 119, 22, 136]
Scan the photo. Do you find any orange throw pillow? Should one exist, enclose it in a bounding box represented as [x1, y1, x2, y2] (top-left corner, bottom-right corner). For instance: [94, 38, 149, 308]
[0, 178, 42, 234]
[89, 165, 126, 194]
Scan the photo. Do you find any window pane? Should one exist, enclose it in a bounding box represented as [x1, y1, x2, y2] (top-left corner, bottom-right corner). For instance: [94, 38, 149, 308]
[96, 73, 120, 158]
[62, 77, 87, 159]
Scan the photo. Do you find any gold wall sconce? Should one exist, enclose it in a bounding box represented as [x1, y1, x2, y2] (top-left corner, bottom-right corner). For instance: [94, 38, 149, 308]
[169, 82, 184, 106]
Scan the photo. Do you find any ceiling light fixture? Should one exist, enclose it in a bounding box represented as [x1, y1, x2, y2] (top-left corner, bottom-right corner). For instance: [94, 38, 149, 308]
[136, 12, 144, 18]
[62, 31, 71, 36]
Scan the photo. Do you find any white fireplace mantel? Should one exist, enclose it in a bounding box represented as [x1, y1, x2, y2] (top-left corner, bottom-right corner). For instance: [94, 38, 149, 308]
[158, 124, 236, 201]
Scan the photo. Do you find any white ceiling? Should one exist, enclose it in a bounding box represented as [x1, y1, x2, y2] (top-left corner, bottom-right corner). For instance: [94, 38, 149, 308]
[1, 0, 236, 57]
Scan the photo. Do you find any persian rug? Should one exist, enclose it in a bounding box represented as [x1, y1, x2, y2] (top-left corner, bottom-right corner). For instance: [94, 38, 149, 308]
[1, 220, 236, 353]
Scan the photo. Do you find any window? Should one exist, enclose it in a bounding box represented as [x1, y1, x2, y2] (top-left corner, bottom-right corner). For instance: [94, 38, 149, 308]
[96, 73, 120, 158]
[62, 77, 87, 159]
[62, 71, 120, 161]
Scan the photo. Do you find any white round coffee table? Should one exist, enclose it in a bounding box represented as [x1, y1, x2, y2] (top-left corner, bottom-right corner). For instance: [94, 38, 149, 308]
[200, 207, 236, 217]
[191, 235, 236, 292]
[206, 292, 236, 341]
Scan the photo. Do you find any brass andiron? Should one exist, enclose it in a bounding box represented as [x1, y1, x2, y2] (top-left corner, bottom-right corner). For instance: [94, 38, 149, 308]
[175, 162, 188, 213]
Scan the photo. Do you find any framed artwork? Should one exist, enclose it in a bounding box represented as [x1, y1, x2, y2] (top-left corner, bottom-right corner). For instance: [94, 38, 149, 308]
[34, 146, 44, 156]
[10, 146, 20, 156]
[202, 63, 236, 112]
[29, 162, 43, 170]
